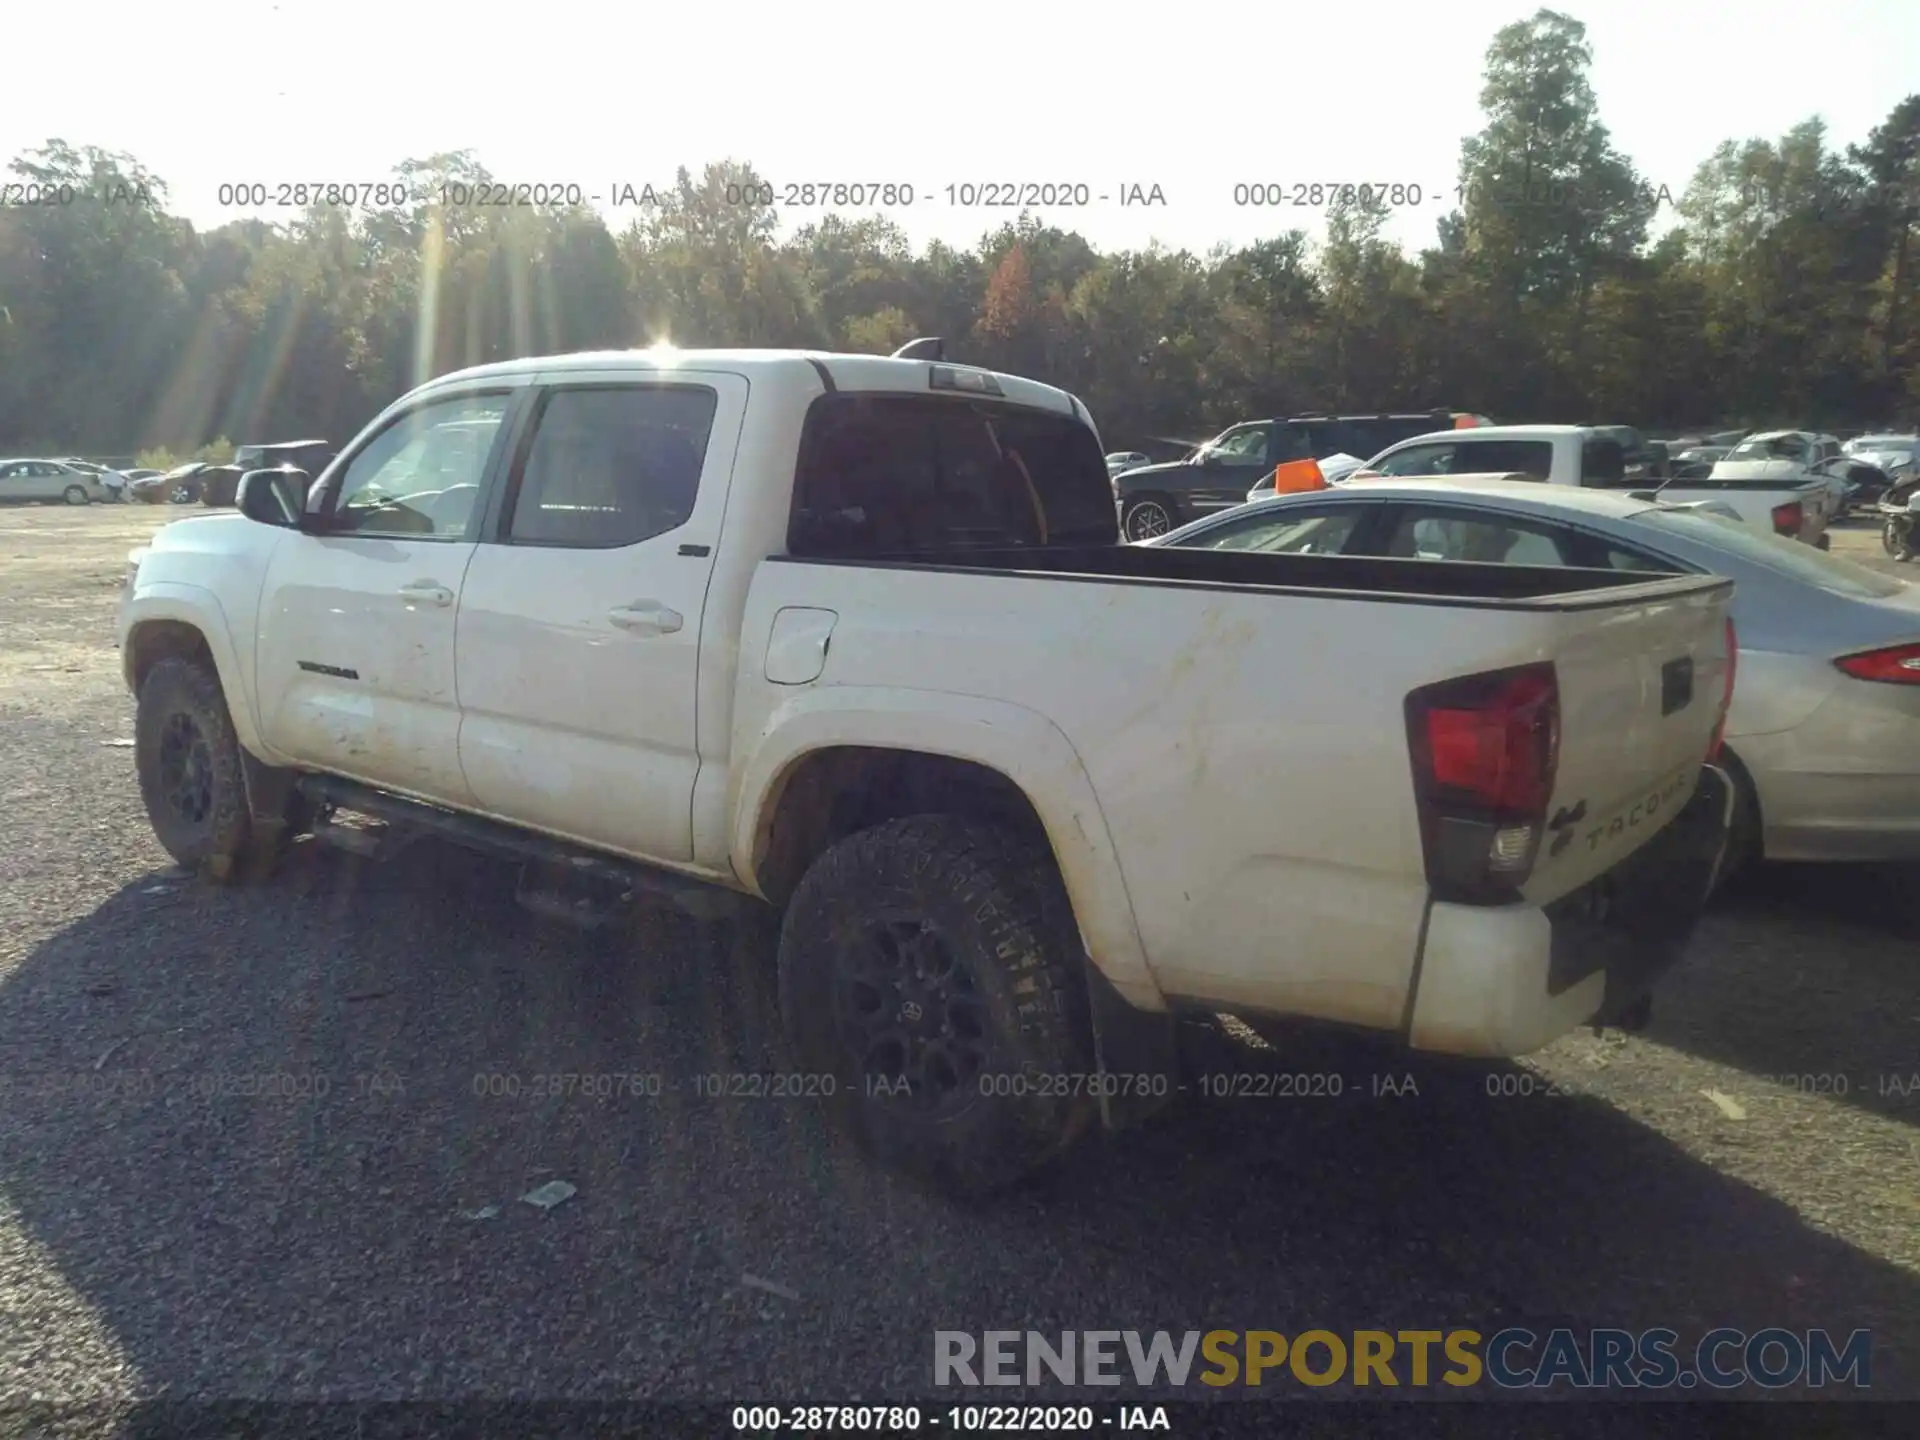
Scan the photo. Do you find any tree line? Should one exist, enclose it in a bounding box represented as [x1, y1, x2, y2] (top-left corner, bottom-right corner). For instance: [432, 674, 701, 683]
[1, 9, 1914, 464]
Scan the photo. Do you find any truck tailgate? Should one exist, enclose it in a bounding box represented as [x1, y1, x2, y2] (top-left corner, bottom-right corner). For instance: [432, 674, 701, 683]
[1520, 578, 1734, 906]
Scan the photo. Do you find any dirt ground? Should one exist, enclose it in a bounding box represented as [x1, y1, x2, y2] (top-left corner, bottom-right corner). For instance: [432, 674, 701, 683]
[0, 499, 1916, 1415]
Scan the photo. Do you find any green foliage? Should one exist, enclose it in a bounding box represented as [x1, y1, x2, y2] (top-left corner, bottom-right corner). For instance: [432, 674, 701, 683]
[1, 32, 1914, 457]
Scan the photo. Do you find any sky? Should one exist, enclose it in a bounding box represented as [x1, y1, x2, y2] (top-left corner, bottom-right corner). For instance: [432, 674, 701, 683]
[7, 0, 1918, 259]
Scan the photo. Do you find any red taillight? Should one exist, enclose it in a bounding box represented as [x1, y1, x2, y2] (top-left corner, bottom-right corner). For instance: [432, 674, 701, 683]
[1770, 501, 1803, 536]
[1406, 663, 1560, 902]
[1708, 616, 1737, 761]
[1424, 668, 1559, 810]
[1834, 642, 1920, 685]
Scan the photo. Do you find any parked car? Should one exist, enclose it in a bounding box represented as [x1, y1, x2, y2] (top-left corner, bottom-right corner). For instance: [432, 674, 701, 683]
[1350, 425, 1833, 545]
[132, 463, 208, 504]
[233, 440, 334, 504]
[1843, 434, 1919, 481]
[53, 457, 134, 501]
[117, 345, 1734, 1192]
[1105, 451, 1151, 477]
[1814, 455, 1896, 512]
[1708, 430, 1849, 523]
[194, 465, 250, 508]
[1707, 430, 1750, 448]
[0, 458, 109, 504]
[1582, 425, 1669, 481]
[1159, 477, 1920, 877]
[1114, 410, 1466, 539]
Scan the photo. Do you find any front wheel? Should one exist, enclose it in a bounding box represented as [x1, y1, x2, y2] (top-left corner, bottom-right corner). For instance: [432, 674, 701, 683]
[777, 814, 1098, 1194]
[135, 657, 285, 884]
[63, 484, 90, 505]
[1121, 496, 1177, 542]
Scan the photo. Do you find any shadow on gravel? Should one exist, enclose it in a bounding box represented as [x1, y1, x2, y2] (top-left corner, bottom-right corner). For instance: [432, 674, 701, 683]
[1658, 861, 1920, 1125]
[0, 838, 1913, 1402]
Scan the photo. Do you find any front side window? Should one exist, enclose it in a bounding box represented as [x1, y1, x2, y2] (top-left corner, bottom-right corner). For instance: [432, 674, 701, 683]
[1183, 506, 1364, 554]
[505, 386, 716, 548]
[1371, 443, 1460, 477]
[332, 393, 510, 538]
[1208, 426, 1271, 463]
[1266, 427, 1316, 465]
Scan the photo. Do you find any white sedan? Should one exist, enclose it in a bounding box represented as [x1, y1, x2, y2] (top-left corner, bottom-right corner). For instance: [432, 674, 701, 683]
[1156, 475, 1920, 876]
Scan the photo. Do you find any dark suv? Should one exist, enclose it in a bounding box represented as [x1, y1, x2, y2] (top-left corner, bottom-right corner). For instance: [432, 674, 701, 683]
[1113, 411, 1476, 540]
[216, 439, 335, 507]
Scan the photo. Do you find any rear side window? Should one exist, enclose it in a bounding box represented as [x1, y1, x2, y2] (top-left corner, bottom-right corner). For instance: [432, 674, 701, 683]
[505, 385, 716, 548]
[789, 395, 1117, 555]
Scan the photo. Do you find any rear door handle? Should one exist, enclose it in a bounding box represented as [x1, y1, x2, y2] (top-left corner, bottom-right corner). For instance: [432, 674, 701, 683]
[398, 581, 454, 607]
[608, 602, 683, 635]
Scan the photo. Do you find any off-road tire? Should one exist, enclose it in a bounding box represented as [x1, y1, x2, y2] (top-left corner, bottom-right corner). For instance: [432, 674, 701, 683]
[135, 657, 286, 885]
[777, 814, 1097, 1195]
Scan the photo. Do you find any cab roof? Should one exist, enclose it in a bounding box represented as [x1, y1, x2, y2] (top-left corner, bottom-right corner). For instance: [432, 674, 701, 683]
[418, 347, 1083, 417]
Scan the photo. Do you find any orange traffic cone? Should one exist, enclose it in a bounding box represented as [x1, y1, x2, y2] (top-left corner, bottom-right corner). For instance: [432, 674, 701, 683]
[1269, 457, 1327, 494]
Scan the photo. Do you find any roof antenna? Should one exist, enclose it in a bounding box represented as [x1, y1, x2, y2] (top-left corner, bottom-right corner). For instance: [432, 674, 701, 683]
[891, 337, 946, 362]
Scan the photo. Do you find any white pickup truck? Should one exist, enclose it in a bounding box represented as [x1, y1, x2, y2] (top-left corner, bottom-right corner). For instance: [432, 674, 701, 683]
[1351, 424, 1833, 546]
[117, 346, 1736, 1192]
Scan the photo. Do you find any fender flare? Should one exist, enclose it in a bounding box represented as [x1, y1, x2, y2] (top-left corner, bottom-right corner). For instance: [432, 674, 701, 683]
[731, 686, 1166, 1011]
[122, 584, 278, 762]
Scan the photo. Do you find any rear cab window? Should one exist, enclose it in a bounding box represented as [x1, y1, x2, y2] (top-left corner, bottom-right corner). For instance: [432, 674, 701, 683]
[789, 393, 1118, 556]
[1579, 437, 1629, 486]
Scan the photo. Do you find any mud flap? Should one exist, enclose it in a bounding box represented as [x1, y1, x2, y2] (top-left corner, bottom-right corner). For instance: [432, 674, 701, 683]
[1084, 961, 1181, 1131]
[238, 747, 301, 846]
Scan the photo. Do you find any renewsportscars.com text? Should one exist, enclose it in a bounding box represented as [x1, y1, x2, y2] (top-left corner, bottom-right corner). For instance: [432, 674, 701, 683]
[934, 1328, 1871, 1390]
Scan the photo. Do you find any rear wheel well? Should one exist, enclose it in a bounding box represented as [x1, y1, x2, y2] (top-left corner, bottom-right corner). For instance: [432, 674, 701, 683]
[127, 621, 218, 695]
[755, 747, 1052, 908]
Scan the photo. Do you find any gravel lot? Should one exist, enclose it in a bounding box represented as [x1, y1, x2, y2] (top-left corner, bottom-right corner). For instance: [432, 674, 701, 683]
[0, 503, 1916, 1416]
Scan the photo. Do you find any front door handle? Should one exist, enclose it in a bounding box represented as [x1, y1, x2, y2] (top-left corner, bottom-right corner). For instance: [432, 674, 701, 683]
[398, 580, 454, 607]
[608, 601, 683, 635]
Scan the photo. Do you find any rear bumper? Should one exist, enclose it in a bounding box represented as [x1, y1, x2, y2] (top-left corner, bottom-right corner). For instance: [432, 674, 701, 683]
[1405, 765, 1732, 1057]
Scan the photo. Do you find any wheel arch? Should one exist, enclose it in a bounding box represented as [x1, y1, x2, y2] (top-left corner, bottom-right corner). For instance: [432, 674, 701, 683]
[122, 587, 271, 759]
[732, 690, 1164, 1010]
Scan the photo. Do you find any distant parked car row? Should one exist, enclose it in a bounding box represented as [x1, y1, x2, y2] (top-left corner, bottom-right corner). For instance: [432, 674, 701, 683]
[1125, 416, 1920, 550]
[0, 458, 115, 504]
[127, 441, 336, 507]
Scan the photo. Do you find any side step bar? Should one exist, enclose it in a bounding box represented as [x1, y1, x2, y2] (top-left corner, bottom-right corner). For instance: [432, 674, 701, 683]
[293, 775, 746, 925]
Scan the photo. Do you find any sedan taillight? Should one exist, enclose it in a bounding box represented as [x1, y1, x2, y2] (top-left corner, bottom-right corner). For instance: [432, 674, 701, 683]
[1770, 501, 1803, 536]
[1834, 643, 1920, 685]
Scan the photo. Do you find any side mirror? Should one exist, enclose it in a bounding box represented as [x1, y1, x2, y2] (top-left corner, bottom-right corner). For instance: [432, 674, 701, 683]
[1199, 452, 1221, 469]
[236, 469, 306, 529]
